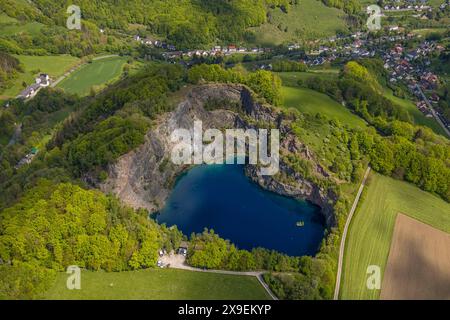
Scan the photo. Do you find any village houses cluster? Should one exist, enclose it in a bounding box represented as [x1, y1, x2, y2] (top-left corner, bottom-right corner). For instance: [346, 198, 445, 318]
[18, 73, 51, 99]
[382, 0, 449, 13]
[133, 34, 272, 60]
[382, 40, 446, 128]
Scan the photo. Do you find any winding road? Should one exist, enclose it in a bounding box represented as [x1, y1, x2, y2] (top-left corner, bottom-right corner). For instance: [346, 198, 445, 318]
[415, 84, 450, 138]
[333, 166, 371, 300]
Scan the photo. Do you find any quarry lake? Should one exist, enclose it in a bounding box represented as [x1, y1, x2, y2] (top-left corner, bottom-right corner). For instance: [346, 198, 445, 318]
[157, 164, 325, 257]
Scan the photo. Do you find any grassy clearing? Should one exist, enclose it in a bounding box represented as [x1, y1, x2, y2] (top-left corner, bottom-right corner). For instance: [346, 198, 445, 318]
[277, 70, 339, 87]
[15, 55, 81, 77]
[411, 28, 448, 37]
[280, 85, 366, 176]
[340, 173, 450, 300]
[0, 13, 18, 25]
[44, 269, 270, 300]
[0, 21, 44, 36]
[0, 55, 80, 99]
[278, 69, 446, 136]
[281, 86, 366, 129]
[57, 56, 128, 96]
[249, 0, 348, 46]
[384, 89, 447, 136]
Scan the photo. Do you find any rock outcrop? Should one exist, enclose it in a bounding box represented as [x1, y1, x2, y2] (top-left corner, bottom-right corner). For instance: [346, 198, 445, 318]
[101, 84, 337, 227]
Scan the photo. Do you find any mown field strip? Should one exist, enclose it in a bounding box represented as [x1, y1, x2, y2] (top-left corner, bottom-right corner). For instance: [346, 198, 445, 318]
[340, 173, 450, 300]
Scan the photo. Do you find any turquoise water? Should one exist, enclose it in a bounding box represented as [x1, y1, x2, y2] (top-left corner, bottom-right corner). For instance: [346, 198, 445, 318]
[157, 164, 325, 256]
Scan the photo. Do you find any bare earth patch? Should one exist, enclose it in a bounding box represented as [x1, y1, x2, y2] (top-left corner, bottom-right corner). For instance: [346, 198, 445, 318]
[381, 214, 450, 300]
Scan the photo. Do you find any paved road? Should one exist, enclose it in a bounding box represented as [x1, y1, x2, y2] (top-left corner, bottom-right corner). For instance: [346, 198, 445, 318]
[415, 84, 450, 138]
[161, 253, 278, 300]
[333, 166, 371, 300]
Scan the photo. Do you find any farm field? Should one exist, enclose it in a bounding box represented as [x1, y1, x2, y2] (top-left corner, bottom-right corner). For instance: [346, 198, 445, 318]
[44, 268, 271, 300]
[57, 56, 128, 96]
[281, 86, 367, 129]
[0, 55, 81, 99]
[380, 214, 450, 300]
[340, 173, 450, 300]
[249, 0, 348, 46]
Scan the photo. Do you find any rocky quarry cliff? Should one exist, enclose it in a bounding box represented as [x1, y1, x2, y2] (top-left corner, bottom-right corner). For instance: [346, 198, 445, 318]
[101, 84, 337, 227]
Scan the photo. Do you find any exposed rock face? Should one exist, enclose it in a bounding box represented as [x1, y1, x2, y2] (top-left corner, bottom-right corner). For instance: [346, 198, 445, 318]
[101, 84, 337, 227]
[245, 164, 336, 227]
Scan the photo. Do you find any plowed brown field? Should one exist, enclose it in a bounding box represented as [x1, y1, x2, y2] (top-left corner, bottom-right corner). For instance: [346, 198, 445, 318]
[381, 214, 450, 300]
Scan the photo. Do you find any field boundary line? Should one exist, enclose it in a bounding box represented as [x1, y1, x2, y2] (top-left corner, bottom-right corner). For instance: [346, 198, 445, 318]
[175, 267, 278, 300]
[333, 166, 371, 300]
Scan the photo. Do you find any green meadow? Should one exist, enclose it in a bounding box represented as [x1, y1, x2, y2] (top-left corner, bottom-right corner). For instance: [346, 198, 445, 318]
[249, 0, 348, 46]
[277, 70, 339, 87]
[278, 70, 446, 136]
[340, 173, 450, 300]
[44, 269, 271, 300]
[57, 56, 128, 96]
[281, 86, 367, 129]
[384, 89, 447, 136]
[0, 13, 18, 25]
[0, 55, 80, 99]
[0, 21, 44, 36]
[0, 11, 43, 37]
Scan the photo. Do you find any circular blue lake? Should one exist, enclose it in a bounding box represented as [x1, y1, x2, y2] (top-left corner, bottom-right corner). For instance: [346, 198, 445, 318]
[157, 164, 325, 256]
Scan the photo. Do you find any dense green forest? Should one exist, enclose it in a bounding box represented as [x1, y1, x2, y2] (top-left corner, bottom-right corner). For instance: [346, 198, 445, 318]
[0, 0, 125, 56]
[0, 0, 299, 55]
[187, 63, 283, 105]
[0, 180, 183, 299]
[0, 52, 22, 90]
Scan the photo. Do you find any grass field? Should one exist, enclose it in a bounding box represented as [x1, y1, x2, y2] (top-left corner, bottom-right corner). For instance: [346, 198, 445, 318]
[0, 21, 44, 36]
[44, 269, 271, 300]
[57, 56, 128, 96]
[0, 55, 81, 99]
[281, 86, 367, 129]
[0, 13, 18, 25]
[249, 0, 348, 46]
[411, 28, 448, 37]
[340, 173, 450, 300]
[384, 90, 447, 136]
[0, 8, 44, 36]
[277, 70, 339, 87]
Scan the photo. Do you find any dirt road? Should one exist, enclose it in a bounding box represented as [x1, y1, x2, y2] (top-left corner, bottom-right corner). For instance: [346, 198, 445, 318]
[333, 166, 371, 300]
[160, 253, 278, 300]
